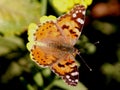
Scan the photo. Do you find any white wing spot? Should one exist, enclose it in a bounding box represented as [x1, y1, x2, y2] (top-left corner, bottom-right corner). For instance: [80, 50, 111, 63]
[71, 72, 79, 76]
[75, 11, 78, 13]
[66, 75, 70, 79]
[68, 79, 72, 81]
[79, 10, 81, 12]
[82, 10, 86, 15]
[75, 79, 78, 82]
[72, 13, 77, 18]
[76, 18, 84, 24]
[72, 80, 75, 82]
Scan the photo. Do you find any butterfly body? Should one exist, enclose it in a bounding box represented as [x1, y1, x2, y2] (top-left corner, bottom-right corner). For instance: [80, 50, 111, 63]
[28, 5, 86, 86]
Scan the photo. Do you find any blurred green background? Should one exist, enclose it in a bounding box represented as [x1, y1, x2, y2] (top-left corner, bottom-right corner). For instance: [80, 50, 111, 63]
[0, 0, 120, 90]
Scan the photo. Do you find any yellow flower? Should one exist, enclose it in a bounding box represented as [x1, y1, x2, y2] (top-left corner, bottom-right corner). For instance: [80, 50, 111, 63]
[27, 23, 38, 51]
[39, 15, 57, 24]
[52, 0, 74, 13]
[52, 0, 93, 13]
[79, 0, 93, 8]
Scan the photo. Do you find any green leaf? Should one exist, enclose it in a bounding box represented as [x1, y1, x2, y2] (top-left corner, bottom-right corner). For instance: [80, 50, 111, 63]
[0, 0, 41, 36]
[40, 0, 47, 16]
[33, 72, 43, 87]
[1, 62, 23, 83]
[27, 84, 35, 90]
[92, 20, 116, 35]
[45, 79, 87, 90]
[76, 35, 96, 54]
[53, 80, 88, 90]
[42, 68, 51, 78]
[101, 62, 120, 82]
[0, 36, 25, 56]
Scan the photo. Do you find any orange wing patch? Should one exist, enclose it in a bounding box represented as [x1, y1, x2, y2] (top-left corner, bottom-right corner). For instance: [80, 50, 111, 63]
[31, 45, 57, 67]
[51, 54, 79, 86]
[34, 21, 61, 42]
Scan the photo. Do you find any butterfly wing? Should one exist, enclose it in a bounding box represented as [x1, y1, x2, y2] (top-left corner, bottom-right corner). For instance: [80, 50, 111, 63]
[34, 21, 62, 43]
[28, 21, 66, 67]
[51, 54, 79, 86]
[57, 5, 86, 45]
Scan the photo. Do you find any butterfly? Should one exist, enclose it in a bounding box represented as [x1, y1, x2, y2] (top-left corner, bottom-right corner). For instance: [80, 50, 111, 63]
[27, 4, 86, 86]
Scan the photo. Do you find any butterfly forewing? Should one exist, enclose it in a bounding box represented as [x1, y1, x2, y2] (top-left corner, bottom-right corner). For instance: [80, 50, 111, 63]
[57, 5, 86, 45]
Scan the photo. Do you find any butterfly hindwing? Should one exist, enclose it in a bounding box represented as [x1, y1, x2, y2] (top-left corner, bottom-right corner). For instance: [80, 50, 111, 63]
[51, 54, 79, 86]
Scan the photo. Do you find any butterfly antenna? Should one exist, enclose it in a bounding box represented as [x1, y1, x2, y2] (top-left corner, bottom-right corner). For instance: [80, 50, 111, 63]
[77, 52, 92, 71]
[94, 41, 100, 45]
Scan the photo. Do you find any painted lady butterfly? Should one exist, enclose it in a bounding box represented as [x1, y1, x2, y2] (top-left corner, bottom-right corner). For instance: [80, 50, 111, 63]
[27, 5, 86, 86]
